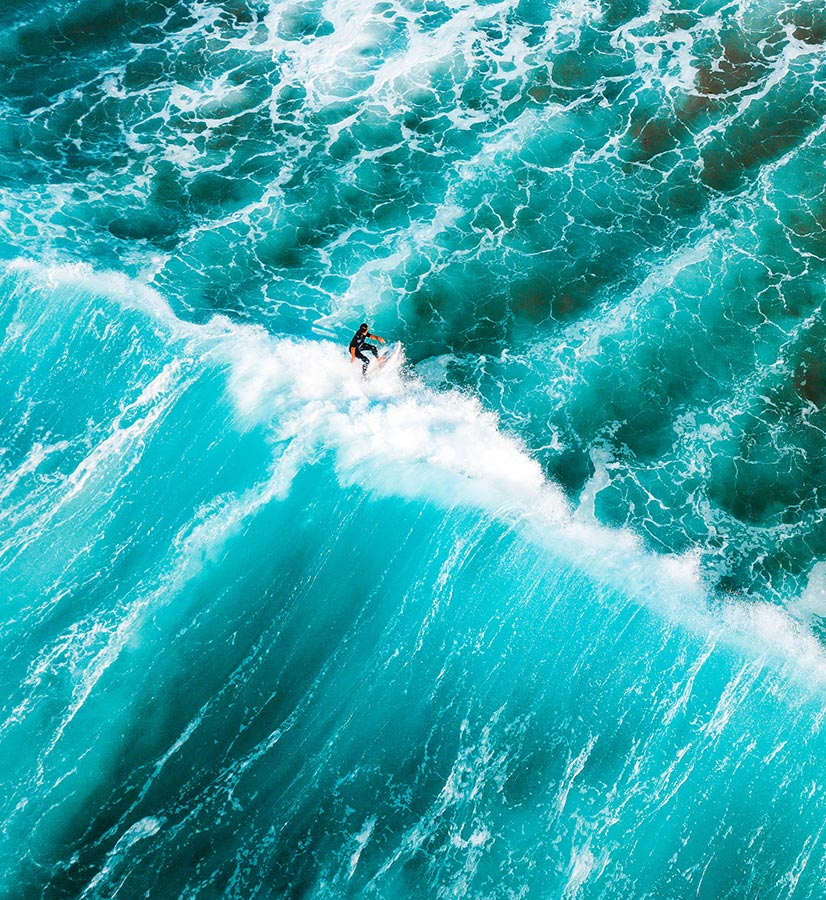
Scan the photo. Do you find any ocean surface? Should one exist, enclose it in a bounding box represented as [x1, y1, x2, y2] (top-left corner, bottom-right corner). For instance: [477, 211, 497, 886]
[2, 0, 826, 897]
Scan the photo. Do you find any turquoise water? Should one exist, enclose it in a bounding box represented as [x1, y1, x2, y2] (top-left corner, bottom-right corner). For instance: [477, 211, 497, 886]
[2, 1, 826, 897]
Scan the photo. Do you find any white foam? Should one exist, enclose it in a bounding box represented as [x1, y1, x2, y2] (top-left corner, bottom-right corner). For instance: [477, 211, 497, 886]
[348, 817, 377, 878]
[221, 328, 826, 689]
[12, 259, 826, 692]
[791, 562, 826, 622]
[225, 331, 554, 514]
[8, 258, 179, 326]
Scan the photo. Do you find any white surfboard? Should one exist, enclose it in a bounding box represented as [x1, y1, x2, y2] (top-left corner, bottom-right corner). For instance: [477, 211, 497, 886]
[367, 341, 403, 377]
[378, 340, 402, 366]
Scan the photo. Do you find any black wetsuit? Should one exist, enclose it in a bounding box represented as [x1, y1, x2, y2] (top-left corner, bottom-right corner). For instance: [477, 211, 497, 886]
[350, 330, 378, 374]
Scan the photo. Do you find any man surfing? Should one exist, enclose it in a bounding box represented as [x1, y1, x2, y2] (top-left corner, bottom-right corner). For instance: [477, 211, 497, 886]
[349, 322, 385, 375]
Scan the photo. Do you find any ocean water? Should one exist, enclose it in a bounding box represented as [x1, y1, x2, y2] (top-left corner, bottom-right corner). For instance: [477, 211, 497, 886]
[2, 0, 826, 897]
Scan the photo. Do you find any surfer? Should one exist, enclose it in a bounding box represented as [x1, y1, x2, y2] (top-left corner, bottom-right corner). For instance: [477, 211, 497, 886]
[349, 322, 385, 375]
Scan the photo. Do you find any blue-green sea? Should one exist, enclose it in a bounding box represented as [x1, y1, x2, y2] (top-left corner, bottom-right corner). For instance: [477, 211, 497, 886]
[3, 0, 826, 897]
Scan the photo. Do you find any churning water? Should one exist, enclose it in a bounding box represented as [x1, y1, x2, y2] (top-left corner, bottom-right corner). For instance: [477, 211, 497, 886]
[2, 0, 826, 897]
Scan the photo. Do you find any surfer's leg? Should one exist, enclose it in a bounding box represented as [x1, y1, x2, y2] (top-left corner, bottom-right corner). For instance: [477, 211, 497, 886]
[364, 343, 378, 358]
[356, 350, 370, 375]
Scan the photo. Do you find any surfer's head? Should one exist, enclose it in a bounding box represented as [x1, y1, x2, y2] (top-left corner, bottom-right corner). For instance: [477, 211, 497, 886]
[359, 323, 368, 333]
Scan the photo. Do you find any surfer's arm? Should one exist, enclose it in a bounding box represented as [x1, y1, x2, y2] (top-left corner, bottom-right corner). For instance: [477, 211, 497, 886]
[369, 333, 385, 343]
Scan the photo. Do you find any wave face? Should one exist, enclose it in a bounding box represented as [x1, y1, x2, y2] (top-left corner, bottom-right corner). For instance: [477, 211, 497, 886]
[2, 1, 826, 898]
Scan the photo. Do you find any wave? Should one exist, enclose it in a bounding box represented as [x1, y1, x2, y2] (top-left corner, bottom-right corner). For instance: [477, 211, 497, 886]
[2, 260, 826, 898]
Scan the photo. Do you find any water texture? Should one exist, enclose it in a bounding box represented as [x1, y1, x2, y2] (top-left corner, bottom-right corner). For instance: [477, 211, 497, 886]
[2, 0, 826, 897]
